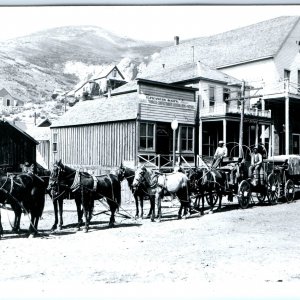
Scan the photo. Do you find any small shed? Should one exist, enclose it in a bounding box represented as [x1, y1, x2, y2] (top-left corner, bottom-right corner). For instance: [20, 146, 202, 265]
[0, 119, 38, 172]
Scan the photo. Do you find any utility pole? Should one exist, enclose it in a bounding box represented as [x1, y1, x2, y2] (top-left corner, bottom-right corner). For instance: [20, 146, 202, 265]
[239, 80, 245, 157]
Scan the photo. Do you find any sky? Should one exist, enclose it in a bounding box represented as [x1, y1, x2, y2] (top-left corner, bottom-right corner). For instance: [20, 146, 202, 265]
[1, 5, 300, 41]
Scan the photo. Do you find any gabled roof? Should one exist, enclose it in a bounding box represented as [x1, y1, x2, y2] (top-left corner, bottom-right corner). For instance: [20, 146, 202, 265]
[141, 16, 300, 75]
[0, 88, 11, 97]
[92, 65, 125, 80]
[51, 95, 139, 128]
[140, 62, 241, 85]
[3, 120, 38, 145]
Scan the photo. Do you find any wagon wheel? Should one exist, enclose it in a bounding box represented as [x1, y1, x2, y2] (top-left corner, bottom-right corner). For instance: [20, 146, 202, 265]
[285, 179, 295, 203]
[238, 180, 251, 209]
[267, 172, 280, 205]
[205, 191, 218, 208]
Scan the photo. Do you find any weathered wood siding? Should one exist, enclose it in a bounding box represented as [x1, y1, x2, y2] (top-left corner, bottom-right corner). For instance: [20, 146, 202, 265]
[51, 120, 136, 173]
[139, 102, 196, 124]
[139, 83, 195, 102]
[37, 140, 50, 168]
[0, 121, 37, 171]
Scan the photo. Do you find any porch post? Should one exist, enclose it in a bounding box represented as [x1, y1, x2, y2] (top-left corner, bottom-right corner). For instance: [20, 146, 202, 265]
[223, 119, 227, 145]
[285, 91, 290, 155]
[199, 119, 203, 156]
[261, 99, 265, 145]
[255, 122, 259, 146]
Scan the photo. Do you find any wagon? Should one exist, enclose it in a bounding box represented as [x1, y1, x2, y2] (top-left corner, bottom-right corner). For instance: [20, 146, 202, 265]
[264, 155, 300, 202]
[217, 157, 279, 209]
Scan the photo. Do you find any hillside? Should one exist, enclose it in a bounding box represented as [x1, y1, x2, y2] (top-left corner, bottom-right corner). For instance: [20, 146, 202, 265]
[0, 25, 170, 104]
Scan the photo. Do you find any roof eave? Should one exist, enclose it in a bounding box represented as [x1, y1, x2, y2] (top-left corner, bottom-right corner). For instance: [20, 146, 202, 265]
[216, 55, 274, 69]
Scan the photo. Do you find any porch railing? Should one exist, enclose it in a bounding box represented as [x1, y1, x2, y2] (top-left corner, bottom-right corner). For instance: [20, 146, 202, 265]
[201, 103, 271, 118]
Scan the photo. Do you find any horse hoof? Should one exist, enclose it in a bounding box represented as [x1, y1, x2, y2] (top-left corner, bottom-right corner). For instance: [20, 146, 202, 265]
[84, 228, 88, 233]
[178, 215, 182, 220]
[59, 225, 63, 231]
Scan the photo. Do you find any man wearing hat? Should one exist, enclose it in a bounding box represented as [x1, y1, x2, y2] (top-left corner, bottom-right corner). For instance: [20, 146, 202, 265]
[212, 140, 228, 168]
[248, 146, 263, 184]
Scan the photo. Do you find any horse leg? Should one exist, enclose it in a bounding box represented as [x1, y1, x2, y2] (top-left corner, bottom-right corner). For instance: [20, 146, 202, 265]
[58, 198, 64, 230]
[140, 195, 144, 219]
[201, 194, 205, 215]
[75, 196, 83, 230]
[51, 199, 58, 231]
[13, 209, 21, 233]
[134, 195, 139, 219]
[157, 191, 163, 222]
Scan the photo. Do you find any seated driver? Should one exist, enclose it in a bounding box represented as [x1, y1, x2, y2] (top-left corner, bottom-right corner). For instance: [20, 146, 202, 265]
[212, 140, 228, 169]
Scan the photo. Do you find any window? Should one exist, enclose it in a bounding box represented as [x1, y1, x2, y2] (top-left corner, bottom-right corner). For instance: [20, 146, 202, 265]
[52, 132, 58, 152]
[6, 99, 10, 106]
[113, 68, 117, 78]
[139, 123, 154, 151]
[284, 69, 291, 81]
[223, 88, 230, 102]
[209, 86, 215, 112]
[181, 126, 193, 152]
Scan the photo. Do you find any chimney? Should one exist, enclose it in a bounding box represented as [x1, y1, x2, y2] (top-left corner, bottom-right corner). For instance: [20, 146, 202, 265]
[197, 61, 202, 77]
[174, 36, 179, 45]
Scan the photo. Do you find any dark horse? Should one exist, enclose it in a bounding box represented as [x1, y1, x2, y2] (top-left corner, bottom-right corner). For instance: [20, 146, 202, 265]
[132, 166, 191, 222]
[117, 164, 154, 219]
[187, 167, 210, 215]
[48, 160, 121, 232]
[201, 167, 227, 211]
[0, 172, 46, 237]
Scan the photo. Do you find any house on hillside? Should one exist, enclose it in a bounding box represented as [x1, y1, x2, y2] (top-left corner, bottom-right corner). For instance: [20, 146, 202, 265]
[73, 65, 127, 100]
[0, 88, 24, 114]
[0, 119, 38, 172]
[142, 16, 300, 156]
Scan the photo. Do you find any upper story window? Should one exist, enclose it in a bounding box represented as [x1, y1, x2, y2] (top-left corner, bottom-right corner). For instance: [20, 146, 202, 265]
[209, 86, 215, 112]
[139, 122, 155, 151]
[284, 69, 291, 81]
[181, 126, 194, 152]
[52, 132, 58, 152]
[223, 88, 230, 103]
[113, 68, 117, 78]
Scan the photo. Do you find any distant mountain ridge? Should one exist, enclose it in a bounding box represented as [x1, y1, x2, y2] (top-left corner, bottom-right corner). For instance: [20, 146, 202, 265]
[0, 25, 170, 103]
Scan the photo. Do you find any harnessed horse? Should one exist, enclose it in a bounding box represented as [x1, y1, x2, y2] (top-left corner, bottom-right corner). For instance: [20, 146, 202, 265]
[132, 166, 191, 222]
[117, 164, 154, 219]
[0, 172, 45, 236]
[48, 160, 121, 232]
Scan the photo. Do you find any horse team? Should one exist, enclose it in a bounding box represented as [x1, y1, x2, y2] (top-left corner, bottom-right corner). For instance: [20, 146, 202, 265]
[0, 158, 244, 238]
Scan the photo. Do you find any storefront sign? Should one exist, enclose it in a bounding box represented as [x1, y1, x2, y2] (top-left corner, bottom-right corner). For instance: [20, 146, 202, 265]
[143, 95, 195, 110]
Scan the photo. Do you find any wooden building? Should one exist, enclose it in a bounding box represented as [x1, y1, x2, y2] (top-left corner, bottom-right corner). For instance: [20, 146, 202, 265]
[0, 119, 38, 172]
[141, 16, 300, 156]
[50, 79, 197, 173]
[140, 61, 272, 158]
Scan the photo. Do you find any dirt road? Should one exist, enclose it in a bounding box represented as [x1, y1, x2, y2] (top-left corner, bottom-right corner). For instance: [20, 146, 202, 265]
[1, 194, 300, 299]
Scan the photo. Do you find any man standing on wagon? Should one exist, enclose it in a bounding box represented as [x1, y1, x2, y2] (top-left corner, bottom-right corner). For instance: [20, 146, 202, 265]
[212, 140, 228, 168]
[248, 146, 263, 185]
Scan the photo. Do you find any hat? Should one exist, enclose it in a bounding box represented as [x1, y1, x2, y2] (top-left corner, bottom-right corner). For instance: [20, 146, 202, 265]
[24, 162, 30, 167]
[253, 145, 258, 150]
[218, 140, 224, 144]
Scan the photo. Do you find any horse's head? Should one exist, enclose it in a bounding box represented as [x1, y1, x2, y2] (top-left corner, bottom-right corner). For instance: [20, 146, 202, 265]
[116, 164, 126, 182]
[132, 166, 147, 192]
[47, 159, 65, 191]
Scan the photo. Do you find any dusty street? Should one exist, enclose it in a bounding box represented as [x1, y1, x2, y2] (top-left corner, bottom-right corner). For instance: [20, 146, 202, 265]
[1, 188, 300, 299]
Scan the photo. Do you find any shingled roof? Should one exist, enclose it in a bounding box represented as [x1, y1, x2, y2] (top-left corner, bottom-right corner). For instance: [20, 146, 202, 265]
[51, 94, 139, 128]
[141, 62, 241, 85]
[141, 16, 300, 76]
